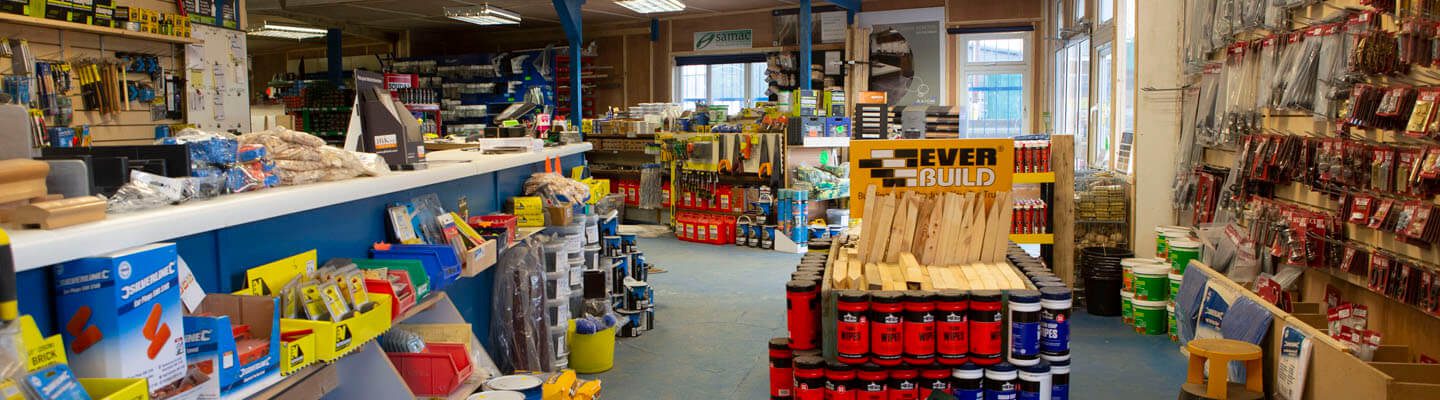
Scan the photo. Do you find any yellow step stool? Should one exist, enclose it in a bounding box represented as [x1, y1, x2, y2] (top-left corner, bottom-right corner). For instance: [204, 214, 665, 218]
[1182, 338, 1264, 400]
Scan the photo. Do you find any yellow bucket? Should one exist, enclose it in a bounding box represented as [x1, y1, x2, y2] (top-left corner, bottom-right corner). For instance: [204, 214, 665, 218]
[567, 320, 617, 374]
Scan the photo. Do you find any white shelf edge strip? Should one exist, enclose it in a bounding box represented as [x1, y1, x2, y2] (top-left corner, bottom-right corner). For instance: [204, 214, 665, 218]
[9, 144, 591, 271]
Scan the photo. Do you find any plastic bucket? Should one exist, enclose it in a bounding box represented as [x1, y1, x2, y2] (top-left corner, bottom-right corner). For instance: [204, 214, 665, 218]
[1167, 303, 1179, 342]
[1132, 299, 1168, 335]
[1131, 264, 1170, 302]
[1167, 240, 1201, 273]
[1168, 272, 1183, 304]
[1082, 276, 1123, 316]
[1155, 226, 1190, 257]
[1120, 291, 1134, 325]
[568, 321, 617, 373]
[1119, 258, 1153, 293]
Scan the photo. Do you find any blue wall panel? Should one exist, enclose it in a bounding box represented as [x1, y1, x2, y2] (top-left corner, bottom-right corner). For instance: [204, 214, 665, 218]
[17, 156, 583, 350]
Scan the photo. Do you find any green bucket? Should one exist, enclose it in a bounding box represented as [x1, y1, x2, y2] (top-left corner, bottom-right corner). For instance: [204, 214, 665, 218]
[1156, 226, 1190, 257]
[1132, 264, 1170, 302]
[1167, 239, 1201, 273]
[1167, 302, 1179, 342]
[1121, 291, 1135, 326]
[1169, 272, 1183, 302]
[1133, 299, 1168, 335]
[1120, 258, 1153, 293]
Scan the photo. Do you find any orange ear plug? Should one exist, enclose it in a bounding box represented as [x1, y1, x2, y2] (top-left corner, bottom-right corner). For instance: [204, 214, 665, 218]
[143, 303, 163, 340]
[146, 323, 170, 360]
[66, 306, 91, 337]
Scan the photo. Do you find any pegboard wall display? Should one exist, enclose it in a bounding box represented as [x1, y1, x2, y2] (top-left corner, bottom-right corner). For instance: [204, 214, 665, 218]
[1178, 0, 1440, 359]
[0, 0, 191, 146]
[184, 24, 248, 133]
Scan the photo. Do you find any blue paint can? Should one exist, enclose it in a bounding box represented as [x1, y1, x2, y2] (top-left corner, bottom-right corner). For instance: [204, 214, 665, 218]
[1008, 290, 1042, 366]
[603, 236, 623, 256]
[619, 233, 638, 253]
[630, 253, 648, 282]
[747, 224, 762, 247]
[609, 255, 629, 295]
[482, 375, 543, 399]
[735, 219, 751, 246]
[762, 225, 776, 249]
[600, 215, 619, 237]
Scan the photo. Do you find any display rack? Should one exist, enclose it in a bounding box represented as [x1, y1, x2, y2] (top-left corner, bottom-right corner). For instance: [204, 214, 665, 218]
[0, 12, 200, 45]
[1013, 135, 1076, 284]
[555, 54, 597, 119]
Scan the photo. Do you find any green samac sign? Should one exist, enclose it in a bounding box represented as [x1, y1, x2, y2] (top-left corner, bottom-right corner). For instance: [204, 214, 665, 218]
[694, 29, 753, 50]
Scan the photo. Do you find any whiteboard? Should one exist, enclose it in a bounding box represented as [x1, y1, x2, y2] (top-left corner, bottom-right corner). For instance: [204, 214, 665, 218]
[184, 24, 252, 133]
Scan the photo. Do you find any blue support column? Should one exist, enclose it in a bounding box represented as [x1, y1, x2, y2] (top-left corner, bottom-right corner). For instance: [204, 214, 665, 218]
[327, 28, 342, 85]
[799, 0, 811, 91]
[553, 0, 586, 129]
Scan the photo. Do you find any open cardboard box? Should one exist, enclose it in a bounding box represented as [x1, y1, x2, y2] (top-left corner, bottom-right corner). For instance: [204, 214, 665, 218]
[179, 294, 282, 399]
[1191, 262, 1440, 400]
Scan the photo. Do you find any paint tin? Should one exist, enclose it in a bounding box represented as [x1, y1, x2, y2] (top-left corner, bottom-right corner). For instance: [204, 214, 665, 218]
[620, 233, 638, 253]
[600, 214, 619, 236]
[951, 363, 984, 400]
[1131, 263, 1171, 301]
[630, 253, 648, 281]
[1132, 299, 1168, 335]
[610, 256, 629, 295]
[769, 338, 794, 398]
[602, 236, 623, 256]
[762, 225, 776, 249]
[644, 306, 655, 331]
[1007, 290, 1042, 366]
[1167, 302, 1179, 342]
[1040, 287, 1072, 356]
[1167, 239, 1201, 273]
[616, 309, 641, 338]
[748, 224, 762, 247]
[467, 391, 524, 400]
[735, 219, 751, 246]
[1120, 291, 1134, 325]
[624, 280, 651, 310]
[482, 375, 543, 398]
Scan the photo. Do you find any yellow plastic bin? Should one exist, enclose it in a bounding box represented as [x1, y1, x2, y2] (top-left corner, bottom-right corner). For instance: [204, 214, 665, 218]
[78, 378, 148, 400]
[567, 320, 616, 374]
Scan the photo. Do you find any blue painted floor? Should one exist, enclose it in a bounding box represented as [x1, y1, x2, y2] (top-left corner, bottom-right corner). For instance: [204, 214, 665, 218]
[588, 236, 1187, 399]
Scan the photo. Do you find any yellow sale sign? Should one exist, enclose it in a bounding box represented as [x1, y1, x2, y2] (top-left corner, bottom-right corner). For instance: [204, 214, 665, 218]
[849, 138, 1014, 218]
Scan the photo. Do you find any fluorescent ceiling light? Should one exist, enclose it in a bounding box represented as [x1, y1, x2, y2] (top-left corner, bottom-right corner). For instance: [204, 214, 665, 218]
[615, 0, 685, 14]
[247, 22, 328, 40]
[445, 5, 522, 26]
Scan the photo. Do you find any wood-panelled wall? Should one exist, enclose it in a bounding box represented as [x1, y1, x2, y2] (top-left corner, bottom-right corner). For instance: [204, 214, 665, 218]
[1, 0, 187, 145]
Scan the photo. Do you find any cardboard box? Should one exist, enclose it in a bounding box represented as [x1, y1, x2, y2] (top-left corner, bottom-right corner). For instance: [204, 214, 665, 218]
[180, 294, 281, 399]
[54, 243, 186, 398]
[515, 212, 544, 227]
[545, 206, 572, 227]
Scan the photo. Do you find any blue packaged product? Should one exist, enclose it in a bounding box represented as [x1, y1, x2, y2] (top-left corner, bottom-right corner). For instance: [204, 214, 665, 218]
[951, 363, 984, 400]
[24, 363, 89, 400]
[1040, 287, 1072, 355]
[1050, 359, 1069, 400]
[54, 243, 186, 398]
[1017, 362, 1051, 400]
[983, 362, 1018, 400]
[1008, 290, 1042, 366]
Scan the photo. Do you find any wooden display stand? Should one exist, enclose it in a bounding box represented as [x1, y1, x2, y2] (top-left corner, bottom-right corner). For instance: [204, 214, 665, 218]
[1188, 262, 1440, 399]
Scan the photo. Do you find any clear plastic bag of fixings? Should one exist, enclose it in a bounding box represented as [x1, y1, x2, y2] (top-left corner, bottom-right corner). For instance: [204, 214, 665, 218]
[489, 237, 554, 374]
[639, 164, 664, 210]
[1280, 33, 1322, 111]
[1313, 27, 1347, 119]
[1173, 85, 1204, 210]
[1211, 0, 1236, 50]
[1255, 37, 1280, 110]
[1185, 0, 1219, 72]
[1195, 63, 1224, 146]
[593, 193, 625, 218]
[107, 170, 202, 213]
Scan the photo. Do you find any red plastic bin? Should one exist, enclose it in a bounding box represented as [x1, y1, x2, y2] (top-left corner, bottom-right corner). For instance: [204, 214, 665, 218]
[387, 343, 474, 396]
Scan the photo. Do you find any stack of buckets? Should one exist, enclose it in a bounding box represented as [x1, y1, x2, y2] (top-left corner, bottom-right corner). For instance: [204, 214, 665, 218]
[1117, 226, 1203, 341]
[543, 220, 589, 370]
[598, 216, 656, 338]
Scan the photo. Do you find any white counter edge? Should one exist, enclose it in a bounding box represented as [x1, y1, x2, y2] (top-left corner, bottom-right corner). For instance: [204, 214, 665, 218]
[8, 143, 591, 271]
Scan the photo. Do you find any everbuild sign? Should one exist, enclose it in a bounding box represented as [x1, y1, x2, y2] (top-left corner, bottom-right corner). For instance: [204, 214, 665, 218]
[850, 139, 1014, 218]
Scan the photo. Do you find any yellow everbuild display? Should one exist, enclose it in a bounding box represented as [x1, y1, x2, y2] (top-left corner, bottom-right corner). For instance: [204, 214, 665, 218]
[849, 139, 1014, 218]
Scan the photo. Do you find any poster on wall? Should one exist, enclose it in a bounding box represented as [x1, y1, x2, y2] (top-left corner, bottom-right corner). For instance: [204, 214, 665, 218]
[849, 138, 1014, 218]
[861, 9, 944, 107]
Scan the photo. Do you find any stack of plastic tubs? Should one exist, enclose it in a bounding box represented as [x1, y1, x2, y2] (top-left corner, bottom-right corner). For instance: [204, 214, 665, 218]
[541, 239, 571, 370]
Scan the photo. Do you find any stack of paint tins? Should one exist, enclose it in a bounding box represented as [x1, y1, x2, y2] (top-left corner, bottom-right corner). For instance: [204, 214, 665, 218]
[605, 226, 656, 338]
[776, 189, 810, 250]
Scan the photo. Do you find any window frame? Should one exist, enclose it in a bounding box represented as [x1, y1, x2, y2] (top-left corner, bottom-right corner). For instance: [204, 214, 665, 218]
[955, 31, 1034, 137]
[671, 60, 768, 113]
